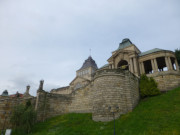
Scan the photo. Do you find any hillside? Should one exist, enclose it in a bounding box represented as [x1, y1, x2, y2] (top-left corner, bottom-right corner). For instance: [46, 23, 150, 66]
[13, 87, 180, 135]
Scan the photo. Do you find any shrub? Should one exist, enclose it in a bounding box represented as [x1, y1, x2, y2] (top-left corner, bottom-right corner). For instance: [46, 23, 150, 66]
[10, 100, 36, 134]
[140, 74, 160, 98]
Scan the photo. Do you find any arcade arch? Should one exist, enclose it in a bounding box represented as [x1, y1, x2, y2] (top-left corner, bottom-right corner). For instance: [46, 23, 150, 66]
[117, 60, 129, 70]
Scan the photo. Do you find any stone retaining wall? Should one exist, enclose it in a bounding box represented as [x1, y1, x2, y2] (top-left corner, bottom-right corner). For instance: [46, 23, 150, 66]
[35, 69, 139, 122]
[35, 91, 72, 121]
[68, 84, 94, 113]
[0, 69, 140, 128]
[0, 97, 36, 130]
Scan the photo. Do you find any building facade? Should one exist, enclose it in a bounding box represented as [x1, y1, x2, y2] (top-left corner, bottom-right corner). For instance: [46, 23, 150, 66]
[52, 38, 180, 93]
[104, 38, 180, 91]
[1, 38, 180, 128]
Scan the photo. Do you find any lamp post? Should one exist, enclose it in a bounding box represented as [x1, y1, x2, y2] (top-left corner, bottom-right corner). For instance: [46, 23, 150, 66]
[108, 106, 119, 135]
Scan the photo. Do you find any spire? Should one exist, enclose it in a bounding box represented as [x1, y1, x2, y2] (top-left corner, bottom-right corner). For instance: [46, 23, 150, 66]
[79, 56, 98, 70]
[89, 49, 91, 56]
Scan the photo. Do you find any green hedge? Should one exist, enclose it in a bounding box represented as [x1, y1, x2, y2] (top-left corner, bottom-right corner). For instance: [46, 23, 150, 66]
[140, 74, 160, 98]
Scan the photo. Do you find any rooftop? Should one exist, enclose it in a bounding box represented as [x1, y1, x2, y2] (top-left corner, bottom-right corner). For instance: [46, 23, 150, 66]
[139, 48, 166, 56]
[51, 86, 70, 92]
[100, 64, 109, 69]
[78, 56, 98, 70]
[117, 38, 133, 50]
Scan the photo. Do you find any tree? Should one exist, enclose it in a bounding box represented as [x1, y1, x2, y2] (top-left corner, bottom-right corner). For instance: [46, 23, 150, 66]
[175, 48, 180, 66]
[10, 100, 36, 134]
[10, 104, 25, 129]
[140, 74, 160, 98]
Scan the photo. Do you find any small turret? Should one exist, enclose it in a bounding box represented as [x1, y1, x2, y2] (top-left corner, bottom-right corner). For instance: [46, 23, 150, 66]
[37, 80, 44, 92]
[24, 85, 31, 97]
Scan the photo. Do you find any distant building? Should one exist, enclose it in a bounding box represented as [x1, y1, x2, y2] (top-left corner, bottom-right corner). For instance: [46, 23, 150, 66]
[10, 91, 24, 98]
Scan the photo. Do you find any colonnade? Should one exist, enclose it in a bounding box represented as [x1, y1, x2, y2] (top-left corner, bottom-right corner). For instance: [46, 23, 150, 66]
[140, 56, 179, 74]
[108, 55, 179, 76]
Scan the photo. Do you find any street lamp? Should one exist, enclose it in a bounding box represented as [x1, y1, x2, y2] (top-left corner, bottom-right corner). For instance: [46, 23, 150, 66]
[108, 106, 119, 135]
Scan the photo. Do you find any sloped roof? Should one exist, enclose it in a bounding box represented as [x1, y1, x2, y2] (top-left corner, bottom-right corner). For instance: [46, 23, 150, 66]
[70, 76, 90, 85]
[117, 38, 133, 50]
[139, 48, 165, 56]
[10, 92, 24, 98]
[100, 64, 109, 69]
[78, 56, 98, 70]
[51, 86, 69, 92]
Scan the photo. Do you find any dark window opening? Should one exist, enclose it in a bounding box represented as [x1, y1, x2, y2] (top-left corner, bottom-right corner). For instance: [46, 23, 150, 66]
[170, 57, 176, 70]
[156, 57, 167, 71]
[117, 60, 129, 70]
[143, 60, 152, 74]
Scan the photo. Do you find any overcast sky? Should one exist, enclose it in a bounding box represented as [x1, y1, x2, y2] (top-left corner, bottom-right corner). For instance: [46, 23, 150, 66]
[0, 0, 180, 96]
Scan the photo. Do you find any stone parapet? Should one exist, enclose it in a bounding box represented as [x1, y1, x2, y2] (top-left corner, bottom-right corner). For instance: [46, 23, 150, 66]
[147, 71, 180, 91]
[35, 91, 72, 121]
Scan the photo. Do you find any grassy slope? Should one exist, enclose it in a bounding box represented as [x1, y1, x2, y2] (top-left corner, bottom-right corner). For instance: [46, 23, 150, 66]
[13, 87, 180, 135]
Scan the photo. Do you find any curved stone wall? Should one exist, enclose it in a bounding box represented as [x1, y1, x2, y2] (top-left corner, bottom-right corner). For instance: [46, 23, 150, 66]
[92, 69, 139, 121]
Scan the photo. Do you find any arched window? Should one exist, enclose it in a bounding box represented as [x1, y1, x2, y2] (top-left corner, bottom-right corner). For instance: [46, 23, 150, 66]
[117, 60, 129, 70]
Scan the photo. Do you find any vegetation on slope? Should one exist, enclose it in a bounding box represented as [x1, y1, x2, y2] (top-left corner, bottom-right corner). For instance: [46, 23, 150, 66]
[140, 74, 160, 98]
[12, 87, 180, 135]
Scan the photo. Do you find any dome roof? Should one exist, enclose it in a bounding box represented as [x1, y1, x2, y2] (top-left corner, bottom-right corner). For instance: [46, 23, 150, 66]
[1, 90, 8, 96]
[79, 56, 98, 70]
[117, 38, 132, 50]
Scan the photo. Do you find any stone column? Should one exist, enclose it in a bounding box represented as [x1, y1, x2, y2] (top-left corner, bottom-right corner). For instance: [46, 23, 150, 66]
[153, 58, 158, 72]
[112, 64, 115, 69]
[133, 57, 138, 75]
[175, 59, 179, 71]
[141, 62, 145, 74]
[130, 58, 134, 73]
[151, 59, 155, 73]
[109, 64, 112, 69]
[168, 57, 173, 70]
[139, 62, 142, 74]
[165, 57, 170, 71]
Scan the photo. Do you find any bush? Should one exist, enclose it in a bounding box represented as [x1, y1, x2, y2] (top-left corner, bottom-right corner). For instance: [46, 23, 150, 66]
[10, 100, 37, 134]
[140, 74, 160, 98]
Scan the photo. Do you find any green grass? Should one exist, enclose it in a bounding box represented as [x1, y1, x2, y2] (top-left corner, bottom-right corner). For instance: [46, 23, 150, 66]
[13, 87, 180, 135]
